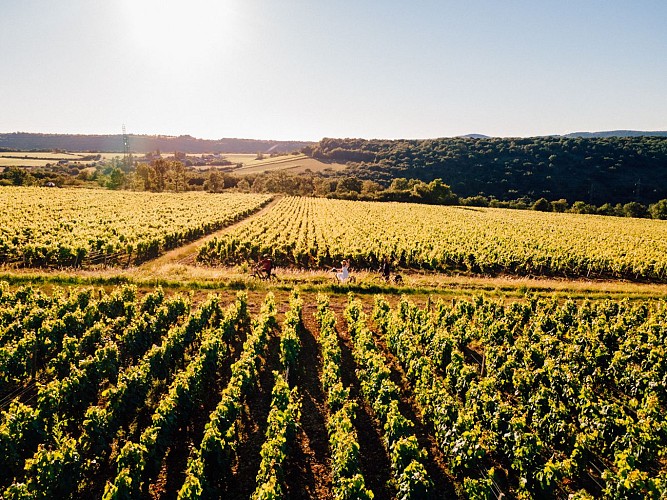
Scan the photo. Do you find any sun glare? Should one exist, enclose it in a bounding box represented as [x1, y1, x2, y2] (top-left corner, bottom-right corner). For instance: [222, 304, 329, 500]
[122, 0, 240, 64]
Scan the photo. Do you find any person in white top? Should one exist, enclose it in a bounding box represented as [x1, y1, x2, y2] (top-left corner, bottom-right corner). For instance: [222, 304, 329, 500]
[335, 260, 350, 282]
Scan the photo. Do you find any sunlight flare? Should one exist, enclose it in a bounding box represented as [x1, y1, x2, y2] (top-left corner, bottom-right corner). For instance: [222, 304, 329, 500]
[122, 0, 240, 63]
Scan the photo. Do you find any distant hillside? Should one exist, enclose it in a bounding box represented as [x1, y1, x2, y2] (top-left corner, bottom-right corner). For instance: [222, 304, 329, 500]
[564, 130, 667, 138]
[0, 132, 314, 154]
[304, 136, 667, 205]
[458, 133, 490, 139]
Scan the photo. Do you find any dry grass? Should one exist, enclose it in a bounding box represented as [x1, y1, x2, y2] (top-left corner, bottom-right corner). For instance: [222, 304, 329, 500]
[4, 262, 667, 301]
[222, 153, 348, 175]
[0, 151, 96, 167]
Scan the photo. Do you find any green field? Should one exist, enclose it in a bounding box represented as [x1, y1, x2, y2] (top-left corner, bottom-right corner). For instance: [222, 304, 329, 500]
[199, 196, 667, 281]
[1, 186, 667, 499]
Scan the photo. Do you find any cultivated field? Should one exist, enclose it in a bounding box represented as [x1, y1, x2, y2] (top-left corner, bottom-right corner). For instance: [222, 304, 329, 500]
[2, 186, 667, 499]
[198, 196, 667, 281]
[0, 152, 104, 168]
[1, 284, 665, 499]
[221, 153, 348, 175]
[0, 187, 271, 267]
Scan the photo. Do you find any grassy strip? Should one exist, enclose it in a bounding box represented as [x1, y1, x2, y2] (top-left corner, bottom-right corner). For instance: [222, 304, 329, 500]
[3, 269, 667, 301]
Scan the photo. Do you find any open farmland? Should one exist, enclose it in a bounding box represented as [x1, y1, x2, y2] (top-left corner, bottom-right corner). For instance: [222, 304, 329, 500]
[0, 187, 271, 267]
[0, 157, 54, 168]
[198, 196, 667, 281]
[2, 186, 667, 499]
[221, 153, 348, 175]
[0, 152, 100, 168]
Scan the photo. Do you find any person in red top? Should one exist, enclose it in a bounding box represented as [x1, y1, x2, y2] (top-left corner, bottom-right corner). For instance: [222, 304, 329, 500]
[259, 255, 273, 279]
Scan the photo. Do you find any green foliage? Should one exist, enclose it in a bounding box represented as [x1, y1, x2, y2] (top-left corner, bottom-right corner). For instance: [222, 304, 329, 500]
[178, 294, 276, 498]
[4, 426, 81, 499]
[3, 283, 667, 498]
[307, 136, 667, 206]
[345, 298, 432, 496]
[198, 196, 667, 281]
[0, 187, 272, 267]
[532, 197, 551, 212]
[315, 295, 374, 499]
[373, 294, 667, 498]
[649, 199, 667, 219]
[279, 290, 303, 373]
[106, 167, 126, 190]
[250, 372, 301, 499]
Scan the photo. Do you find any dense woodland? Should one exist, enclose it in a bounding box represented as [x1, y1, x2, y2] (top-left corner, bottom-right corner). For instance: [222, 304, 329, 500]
[304, 136, 667, 205]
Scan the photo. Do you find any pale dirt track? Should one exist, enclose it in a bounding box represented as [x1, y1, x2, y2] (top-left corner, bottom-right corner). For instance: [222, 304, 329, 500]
[138, 195, 282, 271]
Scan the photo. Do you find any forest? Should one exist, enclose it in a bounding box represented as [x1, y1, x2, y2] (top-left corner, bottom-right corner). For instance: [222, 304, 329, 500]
[303, 136, 667, 205]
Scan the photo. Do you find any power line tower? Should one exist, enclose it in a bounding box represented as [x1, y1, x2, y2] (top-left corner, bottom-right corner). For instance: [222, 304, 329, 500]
[122, 124, 131, 169]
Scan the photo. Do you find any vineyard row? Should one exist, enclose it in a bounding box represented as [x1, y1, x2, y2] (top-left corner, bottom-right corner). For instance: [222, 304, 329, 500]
[1, 283, 667, 498]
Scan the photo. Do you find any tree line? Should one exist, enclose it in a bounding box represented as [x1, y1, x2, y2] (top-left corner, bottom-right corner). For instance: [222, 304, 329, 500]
[303, 136, 667, 206]
[4, 150, 667, 220]
[0, 133, 313, 154]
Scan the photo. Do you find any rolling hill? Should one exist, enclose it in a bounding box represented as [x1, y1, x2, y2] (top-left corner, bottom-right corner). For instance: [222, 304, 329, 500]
[0, 132, 314, 154]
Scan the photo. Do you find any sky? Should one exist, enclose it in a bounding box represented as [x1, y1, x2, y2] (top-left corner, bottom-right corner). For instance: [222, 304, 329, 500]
[1, 0, 666, 141]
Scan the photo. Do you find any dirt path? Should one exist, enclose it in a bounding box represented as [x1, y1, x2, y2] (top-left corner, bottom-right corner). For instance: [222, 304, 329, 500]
[335, 316, 395, 499]
[138, 195, 282, 271]
[284, 302, 334, 499]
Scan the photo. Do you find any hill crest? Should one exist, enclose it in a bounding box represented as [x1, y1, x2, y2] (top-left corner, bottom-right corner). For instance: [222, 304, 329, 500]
[0, 132, 314, 154]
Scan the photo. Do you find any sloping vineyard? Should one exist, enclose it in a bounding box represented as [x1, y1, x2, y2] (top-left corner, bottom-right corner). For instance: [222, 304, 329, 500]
[0, 283, 309, 499]
[0, 187, 272, 267]
[372, 295, 667, 499]
[198, 196, 667, 280]
[2, 281, 667, 498]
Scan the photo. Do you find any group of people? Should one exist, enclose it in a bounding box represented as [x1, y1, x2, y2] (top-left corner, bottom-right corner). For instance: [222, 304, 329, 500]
[254, 254, 399, 283]
[331, 256, 399, 283]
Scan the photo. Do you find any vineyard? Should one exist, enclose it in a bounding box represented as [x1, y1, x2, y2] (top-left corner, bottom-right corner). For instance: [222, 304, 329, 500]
[2, 185, 667, 499]
[0, 187, 272, 268]
[1, 281, 666, 499]
[198, 196, 667, 281]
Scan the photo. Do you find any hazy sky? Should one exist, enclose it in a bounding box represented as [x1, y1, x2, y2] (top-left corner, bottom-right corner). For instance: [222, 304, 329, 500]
[2, 0, 666, 140]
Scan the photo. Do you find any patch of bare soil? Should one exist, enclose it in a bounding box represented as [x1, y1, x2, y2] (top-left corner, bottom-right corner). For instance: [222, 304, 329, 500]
[335, 318, 394, 499]
[283, 303, 334, 499]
